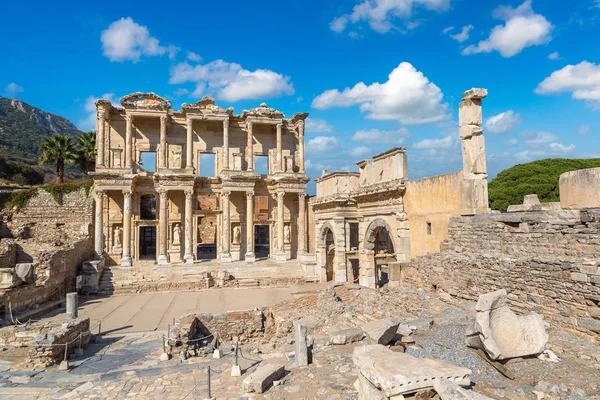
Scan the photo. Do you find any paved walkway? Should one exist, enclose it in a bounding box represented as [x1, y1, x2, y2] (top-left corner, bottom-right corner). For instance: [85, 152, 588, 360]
[67, 284, 323, 335]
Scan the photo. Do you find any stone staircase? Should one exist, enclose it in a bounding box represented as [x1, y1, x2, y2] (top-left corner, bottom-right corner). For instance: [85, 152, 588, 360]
[97, 267, 116, 295]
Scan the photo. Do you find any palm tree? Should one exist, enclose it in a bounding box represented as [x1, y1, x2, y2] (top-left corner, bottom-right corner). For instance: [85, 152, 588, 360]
[72, 131, 96, 175]
[39, 134, 76, 183]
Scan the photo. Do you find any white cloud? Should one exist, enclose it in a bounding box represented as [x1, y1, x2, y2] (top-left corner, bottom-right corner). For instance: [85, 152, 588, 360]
[169, 60, 294, 102]
[449, 25, 473, 43]
[504, 138, 519, 146]
[306, 136, 342, 153]
[101, 17, 176, 62]
[186, 51, 202, 62]
[330, 0, 451, 35]
[515, 142, 576, 162]
[312, 62, 448, 125]
[412, 135, 457, 150]
[4, 82, 24, 97]
[462, 0, 552, 58]
[174, 88, 189, 97]
[535, 61, 600, 109]
[305, 118, 334, 133]
[484, 110, 522, 134]
[348, 146, 373, 158]
[523, 131, 558, 144]
[442, 26, 454, 34]
[351, 128, 411, 144]
[578, 125, 590, 134]
[548, 51, 561, 60]
[78, 93, 119, 131]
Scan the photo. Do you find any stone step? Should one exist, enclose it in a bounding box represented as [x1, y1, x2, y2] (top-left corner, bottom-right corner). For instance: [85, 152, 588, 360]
[238, 279, 259, 287]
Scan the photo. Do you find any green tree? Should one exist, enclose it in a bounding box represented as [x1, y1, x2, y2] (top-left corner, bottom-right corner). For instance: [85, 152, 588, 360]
[72, 131, 96, 175]
[38, 134, 76, 183]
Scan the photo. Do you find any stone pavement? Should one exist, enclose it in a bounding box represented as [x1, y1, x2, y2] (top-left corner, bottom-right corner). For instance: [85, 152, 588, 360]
[45, 284, 323, 335]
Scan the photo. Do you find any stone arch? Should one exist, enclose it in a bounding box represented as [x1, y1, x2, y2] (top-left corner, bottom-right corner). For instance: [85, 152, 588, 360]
[317, 221, 336, 248]
[363, 218, 396, 253]
[316, 221, 337, 282]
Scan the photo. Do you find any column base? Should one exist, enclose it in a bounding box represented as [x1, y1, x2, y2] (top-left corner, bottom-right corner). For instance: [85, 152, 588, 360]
[157, 255, 169, 267]
[221, 254, 232, 264]
[120, 256, 132, 268]
[274, 252, 287, 262]
[183, 254, 195, 264]
[245, 254, 256, 264]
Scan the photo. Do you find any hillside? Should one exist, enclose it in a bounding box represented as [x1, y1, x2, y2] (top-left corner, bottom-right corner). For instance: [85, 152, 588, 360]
[0, 96, 82, 163]
[488, 158, 600, 212]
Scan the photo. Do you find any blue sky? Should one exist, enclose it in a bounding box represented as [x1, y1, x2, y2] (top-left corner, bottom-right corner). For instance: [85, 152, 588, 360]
[2, 0, 599, 193]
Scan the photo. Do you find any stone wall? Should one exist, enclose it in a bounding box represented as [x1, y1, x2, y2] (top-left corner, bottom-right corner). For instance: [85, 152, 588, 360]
[560, 167, 600, 209]
[404, 172, 464, 258]
[0, 239, 16, 268]
[175, 309, 267, 344]
[28, 318, 91, 366]
[404, 208, 600, 338]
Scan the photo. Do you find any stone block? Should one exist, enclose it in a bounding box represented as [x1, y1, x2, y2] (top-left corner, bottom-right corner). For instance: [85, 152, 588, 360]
[329, 327, 364, 345]
[360, 318, 399, 345]
[459, 125, 483, 139]
[14, 263, 35, 283]
[242, 363, 285, 393]
[460, 178, 490, 216]
[523, 194, 541, 206]
[459, 99, 482, 127]
[353, 345, 471, 397]
[388, 262, 404, 282]
[433, 379, 494, 399]
[461, 135, 487, 175]
[294, 322, 308, 367]
[0, 269, 19, 289]
[356, 372, 387, 400]
[462, 88, 488, 101]
[571, 272, 589, 283]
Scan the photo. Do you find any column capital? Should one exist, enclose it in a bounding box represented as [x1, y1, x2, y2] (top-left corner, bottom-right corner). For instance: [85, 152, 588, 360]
[276, 122, 283, 129]
[122, 189, 133, 200]
[158, 189, 168, 200]
[246, 191, 254, 199]
[277, 190, 285, 199]
[297, 119, 305, 134]
[125, 113, 133, 123]
[98, 108, 106, 119]
[222, 189, 231, 197]
[186, 117, 193, 125]
[298, 191, 306, 199]
[184, 189, 194, 198]
[94, 189, 106, 198]
[246, 120, 253, 130]
[160, 114, 168, 123]
[223, 118, 230, 128]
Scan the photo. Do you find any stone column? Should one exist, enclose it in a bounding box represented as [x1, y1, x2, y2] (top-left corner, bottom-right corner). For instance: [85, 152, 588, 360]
[158, 190, 169, 266]
[66, 293, 78, 320]
[222, 118, 229, 170]
[159, 115, 167, 169]
[184, 189, 194, 264]
[275, 191, 285, 261]
[125, 114, 133, 168]
[186, 118, 193, 170]
[221, 190, 232, 263]
[246, 121, 254, 171]
[298, 192, 306, 254]
[97, 109, 105, 168]
[94, 190, 105, 259]
[295, 321, 308, 366]
[245, 191, 255, 263]
[298, 120, 305, 173]
[276, 123, 283, 172]
[121, 190, 133, 267]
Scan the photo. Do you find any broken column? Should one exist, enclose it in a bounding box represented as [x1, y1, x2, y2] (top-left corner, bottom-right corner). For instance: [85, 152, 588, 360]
[466, 289, 548, 360]
[459, 88, 490, 216]
[295, 321, 308, 367]
[66, 292, 78, 320]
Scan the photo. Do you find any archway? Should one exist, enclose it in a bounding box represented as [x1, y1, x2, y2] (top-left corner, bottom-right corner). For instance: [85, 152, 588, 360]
[325, 228, 335, 281]
[317, 222, 337, 282]
[363, 219, 397, 287]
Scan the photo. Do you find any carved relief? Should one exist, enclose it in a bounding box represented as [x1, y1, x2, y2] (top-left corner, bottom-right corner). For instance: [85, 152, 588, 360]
[111, 149, 122, 168]
[168, 144, 183, 169]
[120, 92, 171, 110]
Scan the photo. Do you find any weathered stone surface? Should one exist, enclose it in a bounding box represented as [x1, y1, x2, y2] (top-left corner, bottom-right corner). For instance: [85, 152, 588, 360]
[466, 289, 548, 360]
[330, 327, 364, 345]
[66, 292, 78, 320]
[462, 88, 488, 101]
[459, 125, 483, 139]
[294, 321, 308, 366]
[459, 99, 482, 127]
[433, 379, 494, 399]
[560, 167, 600, 209]
[356, 372, 388, 400]
[360, 318, 399, 345]
[14, 263, 35, 283]
[242, 363, 285, 393]
[353, 345, 471, 397]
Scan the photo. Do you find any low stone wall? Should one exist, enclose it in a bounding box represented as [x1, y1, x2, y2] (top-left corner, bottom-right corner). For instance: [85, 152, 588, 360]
[0, 239, 16, 268]
[404, 208, 600, 338]
[28, 318, 91, 366]
[174, 309, 267, 344]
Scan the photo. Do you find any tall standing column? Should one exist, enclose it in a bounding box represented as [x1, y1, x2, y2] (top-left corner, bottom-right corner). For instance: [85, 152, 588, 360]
[159, 115, 167, 169]
[245, 191, 255, 263]
[246, 121, 254, 171]
[298, 192, 306, 254]
[298, 120, 305, 173]
[94, 190, 105, 259]
[276, 191, 285, 261]
[97, 109, 105, 168]
[222, 118, 230, 171]
[121, 190, 132, 267]
[186, 118, 193, 170]
[125, 114, 133, 168]
[276, 123, 283, 172]
[184, 189, 194, 264]
[221, 190, 232, 263]
[158, 190, 169, 265]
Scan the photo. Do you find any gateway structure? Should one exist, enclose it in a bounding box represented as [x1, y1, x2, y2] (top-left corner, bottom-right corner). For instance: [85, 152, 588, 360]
[91, 93, 309, 267]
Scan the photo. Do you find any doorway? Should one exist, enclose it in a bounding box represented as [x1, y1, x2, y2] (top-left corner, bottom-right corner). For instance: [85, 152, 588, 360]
[255, 225, 270, 258]
[139, 226, 156, 260]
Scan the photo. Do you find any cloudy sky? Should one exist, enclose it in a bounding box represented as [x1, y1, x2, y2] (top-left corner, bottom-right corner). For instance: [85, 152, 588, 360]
[2, 0, 599, 193]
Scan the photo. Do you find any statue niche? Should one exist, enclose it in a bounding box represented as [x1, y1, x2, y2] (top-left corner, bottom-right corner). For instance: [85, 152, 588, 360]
[168, 144, 183, 169]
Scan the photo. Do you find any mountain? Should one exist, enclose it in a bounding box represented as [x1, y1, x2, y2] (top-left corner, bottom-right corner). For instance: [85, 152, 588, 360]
[488, 158, 600, 212]
[0, 96, 82, 164]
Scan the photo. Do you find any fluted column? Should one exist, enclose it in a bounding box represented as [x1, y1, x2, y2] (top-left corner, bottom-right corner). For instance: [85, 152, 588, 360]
[246, 191, 255, 263]
[298, 192, 306, 254]
[277, 191, 285, 253]
[159, 115, 167, 169]
[276, 123, 283, 172]
[222, 118, 229, 171]
[246, 121, 254, 171]
[186, 118, 193, 170]
[221, 190, 232, 263]
[125, 114, 133, 168]
[298, 120, 305, 173]
[94, 190, 105, 259]
[157, 190, 169, 265]
[97, 109, 105, 167]
[184, 189, 195, 264]
[121, 190, 132, 267]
